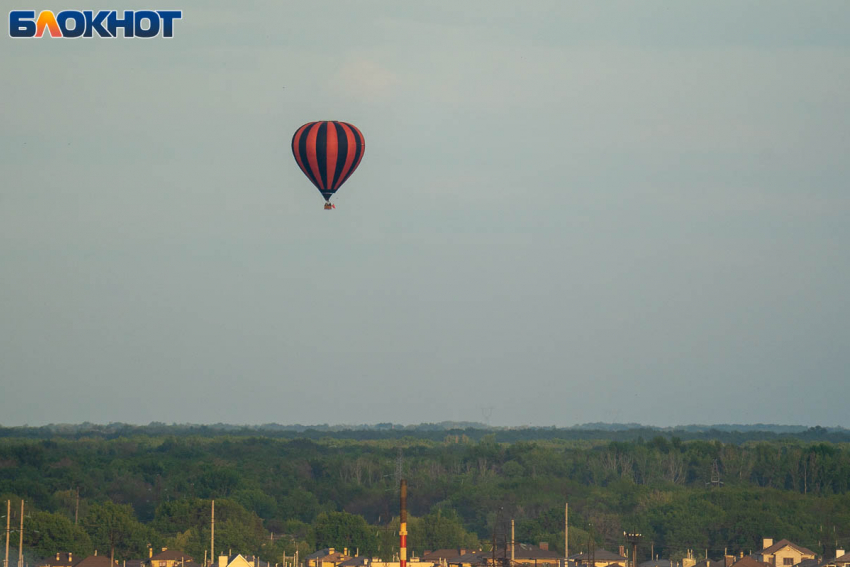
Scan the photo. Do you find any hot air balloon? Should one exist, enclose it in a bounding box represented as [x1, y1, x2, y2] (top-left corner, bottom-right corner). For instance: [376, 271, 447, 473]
[291, 121, 365, 210]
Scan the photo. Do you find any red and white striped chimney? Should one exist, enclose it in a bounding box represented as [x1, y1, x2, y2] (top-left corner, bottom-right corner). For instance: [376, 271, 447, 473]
[400, 479, 408, 567]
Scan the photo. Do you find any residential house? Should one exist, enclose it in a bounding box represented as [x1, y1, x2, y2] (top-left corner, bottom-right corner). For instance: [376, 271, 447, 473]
[38, 553, 77, 567]
[370, 561, 440, 567]
[510, 543, 562, 567]
[569, 549, 629, 567]
[242, 556, 273, 567]
[754, 540, 816, 567]
[643, 560, 697, 567]
[639, 560, 676, 567]
[216, 554, 273, 567]
[306, 549, 353, 567]
[820, 551, 850, 567]
[148, 549, 195, 567]
[74, 555, 120, 567]
[423, 551, 467, 564]
[641, 559, 695, 567]
[728, 557, 770, 567]
[448, 551, 490, 567]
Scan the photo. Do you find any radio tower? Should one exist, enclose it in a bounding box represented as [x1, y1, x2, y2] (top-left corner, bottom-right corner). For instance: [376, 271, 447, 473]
[706, 460, 724, 488]
[395, 449, 404, 489]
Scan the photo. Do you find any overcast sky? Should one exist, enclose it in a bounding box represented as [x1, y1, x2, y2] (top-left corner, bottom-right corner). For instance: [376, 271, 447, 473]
[1, 1, 849, 428]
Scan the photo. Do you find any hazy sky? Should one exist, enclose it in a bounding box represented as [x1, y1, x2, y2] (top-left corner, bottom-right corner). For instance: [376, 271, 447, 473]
[2, 2, 849, 428]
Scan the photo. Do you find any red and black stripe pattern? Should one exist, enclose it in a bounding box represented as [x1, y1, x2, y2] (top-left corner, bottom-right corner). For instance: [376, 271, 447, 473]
[291, 121, 365, 202]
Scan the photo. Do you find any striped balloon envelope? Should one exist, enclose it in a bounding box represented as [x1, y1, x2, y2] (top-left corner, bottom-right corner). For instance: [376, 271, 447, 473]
[291, 121, 365, 205]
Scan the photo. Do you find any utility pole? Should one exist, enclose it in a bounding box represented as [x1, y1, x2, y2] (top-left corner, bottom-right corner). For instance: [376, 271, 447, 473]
[18, 500, 24, 567]
[74, 489, 79, 526]
[588, 529, 595, 567]
[5, 500, 10, 567]
[211, 501, 215, 567]
[565, 504, 569, 561]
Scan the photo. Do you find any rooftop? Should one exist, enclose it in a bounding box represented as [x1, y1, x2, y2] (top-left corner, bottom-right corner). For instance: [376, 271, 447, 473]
[151, 550, 194, 563]
[760, 541, 816, 558]
[569, 550, 628, 562]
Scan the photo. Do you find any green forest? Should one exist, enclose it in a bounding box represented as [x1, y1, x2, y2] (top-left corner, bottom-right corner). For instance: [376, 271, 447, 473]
[2, 426, 849, 565]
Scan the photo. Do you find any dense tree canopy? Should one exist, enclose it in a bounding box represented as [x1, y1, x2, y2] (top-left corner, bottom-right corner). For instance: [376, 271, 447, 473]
[82, 502, 157, 561]
[1, 431, 849, 565]
[24, 510, 93, 558]
[311, 512, 378, 556]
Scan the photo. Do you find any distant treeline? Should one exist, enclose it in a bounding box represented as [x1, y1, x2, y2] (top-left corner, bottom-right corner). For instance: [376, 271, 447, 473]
[2, 430, 850, 566]
[1, 422, 849, 444]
